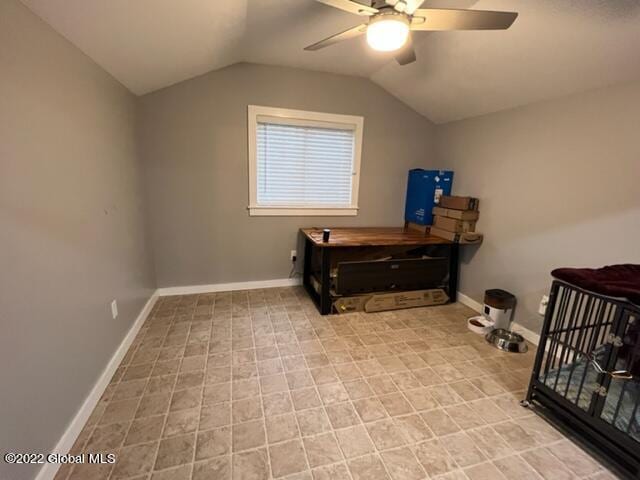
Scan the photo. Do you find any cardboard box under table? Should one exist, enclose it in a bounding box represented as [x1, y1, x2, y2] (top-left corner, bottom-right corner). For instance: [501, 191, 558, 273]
[334, 289, 450, 314]
[300, 227, 459, 315]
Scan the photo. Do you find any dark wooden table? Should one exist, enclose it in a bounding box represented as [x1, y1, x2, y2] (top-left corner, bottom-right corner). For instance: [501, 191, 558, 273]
[300, 227, 458, 315]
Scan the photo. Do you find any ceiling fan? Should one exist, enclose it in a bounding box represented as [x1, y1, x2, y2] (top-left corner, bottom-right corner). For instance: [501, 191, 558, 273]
[305, 0, 518, 65]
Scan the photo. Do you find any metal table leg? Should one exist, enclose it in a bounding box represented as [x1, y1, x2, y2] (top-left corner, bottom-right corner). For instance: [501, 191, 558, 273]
[320, 247, 332, 315]
[448, 243, 459, 302]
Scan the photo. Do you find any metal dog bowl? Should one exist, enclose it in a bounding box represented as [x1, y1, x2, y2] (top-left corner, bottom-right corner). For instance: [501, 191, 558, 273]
[486, 328, 528, 353]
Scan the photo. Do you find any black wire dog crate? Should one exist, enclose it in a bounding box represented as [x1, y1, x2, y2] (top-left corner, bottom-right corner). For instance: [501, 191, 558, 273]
[526, 280, 640, 476]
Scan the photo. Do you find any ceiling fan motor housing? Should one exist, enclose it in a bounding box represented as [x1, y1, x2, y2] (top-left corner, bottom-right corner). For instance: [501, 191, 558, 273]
[368, 9, 410, 26]
[373, 0, 408, 11]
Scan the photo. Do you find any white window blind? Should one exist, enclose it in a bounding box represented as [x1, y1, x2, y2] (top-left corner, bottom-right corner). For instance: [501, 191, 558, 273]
[248, 106, 363, 216]
[256, 121, 355, 207]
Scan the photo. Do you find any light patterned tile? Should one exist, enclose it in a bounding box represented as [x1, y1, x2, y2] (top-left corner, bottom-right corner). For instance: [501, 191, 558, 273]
[232, 420, 265, 452]
[394, 414, 433, 444]
[325, 402, 360, 429]
[196, 426, 231, 460]
[291, 388, 322, 410]
[65, 290, 609, 480]
[521, 448, 580, 480]
[232, 397, 262, 423]
[124, 415, 164, 446]
[440, 432, 487, 468]
[379, 393, 413, 417]
[312, 463, 351, 480]
[302, 432, 343, 468]
[413, 439, 457, 477]
[111, 441, 157, 478]
[366, 419, 407, 451]
[546, 440, 601, 477]
[466, 426, 514, 459]
[296, 408, 332, 436]
[445, 404, 486, 430]
[269, 439, 308, 478]
[348, 454, 391, 480]
[265, 413, 300, 443]
[492, 455, 541, 480]
[421, 409, 461, 437]
[335, 425, 376, 459]
[317, 382, 350, 405]
[380, 447, 426, 480]
[353, 397, 388, 423]
[155, 432, 196, 470]
[232, 449, 268, 480]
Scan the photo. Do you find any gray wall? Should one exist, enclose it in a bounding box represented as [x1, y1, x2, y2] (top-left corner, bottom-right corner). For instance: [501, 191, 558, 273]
[138, 63, 437, 288]
[6, 5, 640, 478]
[436, 81, 640, 332]
[0, 2, 155, 479]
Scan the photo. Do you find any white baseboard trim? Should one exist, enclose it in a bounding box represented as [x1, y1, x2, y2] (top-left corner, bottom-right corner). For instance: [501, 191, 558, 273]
[156, 277, 302, 296]
[36, 292, 158, 480]
[457, 291, 484, 313]
[456, 291, 540, 346]
[511, 322, 541, 346]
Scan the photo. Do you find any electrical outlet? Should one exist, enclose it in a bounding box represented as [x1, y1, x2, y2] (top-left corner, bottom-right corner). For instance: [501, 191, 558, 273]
[290, 250, 297, 262]
[538, 295, 549, 316]
[111, 300, 118, 319]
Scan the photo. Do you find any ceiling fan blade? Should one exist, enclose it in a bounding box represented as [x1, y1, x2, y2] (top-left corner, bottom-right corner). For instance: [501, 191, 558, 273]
[404, 0, 427, 15]
[304, 24, 368, 51]
[314, 0, 378, 16]
[395, 35, 416, 65]
[411, 8, 518, 31]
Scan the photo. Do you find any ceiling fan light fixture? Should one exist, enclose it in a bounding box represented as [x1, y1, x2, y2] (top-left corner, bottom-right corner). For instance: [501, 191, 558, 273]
[366, 12, 410, 52]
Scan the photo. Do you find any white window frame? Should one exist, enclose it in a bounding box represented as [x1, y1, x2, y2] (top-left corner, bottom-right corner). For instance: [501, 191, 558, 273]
[248, 105, 363, 216]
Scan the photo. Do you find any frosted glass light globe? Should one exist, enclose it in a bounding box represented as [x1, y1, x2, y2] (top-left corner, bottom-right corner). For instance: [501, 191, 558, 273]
[366, 16, 410, 52]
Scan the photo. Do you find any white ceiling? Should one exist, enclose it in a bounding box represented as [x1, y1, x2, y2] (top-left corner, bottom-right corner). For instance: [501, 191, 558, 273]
[21, 0, 640, 123]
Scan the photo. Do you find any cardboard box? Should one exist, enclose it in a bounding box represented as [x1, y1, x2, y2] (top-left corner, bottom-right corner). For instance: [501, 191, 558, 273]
[433, 215, 476, 233]
[334, 289, 449, 314]
[430, 226, 483, 244]
[333, 295, 369, 313]
[404, 169, 454, 225]
[432, 206, 479, 221]
[404, 221, 430, 235]
[439, 195, 479, 211]
[365, 289, 449, 312]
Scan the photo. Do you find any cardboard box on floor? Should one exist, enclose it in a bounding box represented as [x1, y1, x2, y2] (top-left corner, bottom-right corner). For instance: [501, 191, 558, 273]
[334, 288, 449, 313]
[433, 215, 476, 233]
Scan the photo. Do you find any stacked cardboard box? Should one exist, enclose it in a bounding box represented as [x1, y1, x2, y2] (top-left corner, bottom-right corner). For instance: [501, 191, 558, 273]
[430, 196, 483, 244]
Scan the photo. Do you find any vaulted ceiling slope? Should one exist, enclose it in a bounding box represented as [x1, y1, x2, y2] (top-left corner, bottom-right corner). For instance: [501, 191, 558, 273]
[21, 0, 640, 123]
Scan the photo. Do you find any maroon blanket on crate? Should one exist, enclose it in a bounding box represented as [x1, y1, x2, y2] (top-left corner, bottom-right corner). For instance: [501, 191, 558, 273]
[551, 264, 640, 307]
[552, 264, 640, 376]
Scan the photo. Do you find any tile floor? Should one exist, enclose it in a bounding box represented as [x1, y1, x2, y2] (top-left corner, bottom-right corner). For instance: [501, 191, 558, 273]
[55, 287, 621, 480]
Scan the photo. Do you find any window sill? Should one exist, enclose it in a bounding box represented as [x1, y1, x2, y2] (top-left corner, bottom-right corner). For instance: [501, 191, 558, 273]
[248, 206, 359, 217]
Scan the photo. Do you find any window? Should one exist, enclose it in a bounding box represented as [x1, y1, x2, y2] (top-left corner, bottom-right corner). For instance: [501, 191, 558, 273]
[248, 105, 363, 216]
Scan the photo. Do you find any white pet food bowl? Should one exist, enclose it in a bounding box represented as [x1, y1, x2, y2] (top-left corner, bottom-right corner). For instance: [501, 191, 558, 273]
[467, 315, 495, 335]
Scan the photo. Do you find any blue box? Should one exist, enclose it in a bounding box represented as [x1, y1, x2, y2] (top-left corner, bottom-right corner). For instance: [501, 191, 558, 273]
[404, 169, 454, 225]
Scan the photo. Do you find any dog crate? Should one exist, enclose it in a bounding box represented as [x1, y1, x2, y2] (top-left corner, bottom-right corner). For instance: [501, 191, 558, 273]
[526, 279, 640, 476]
